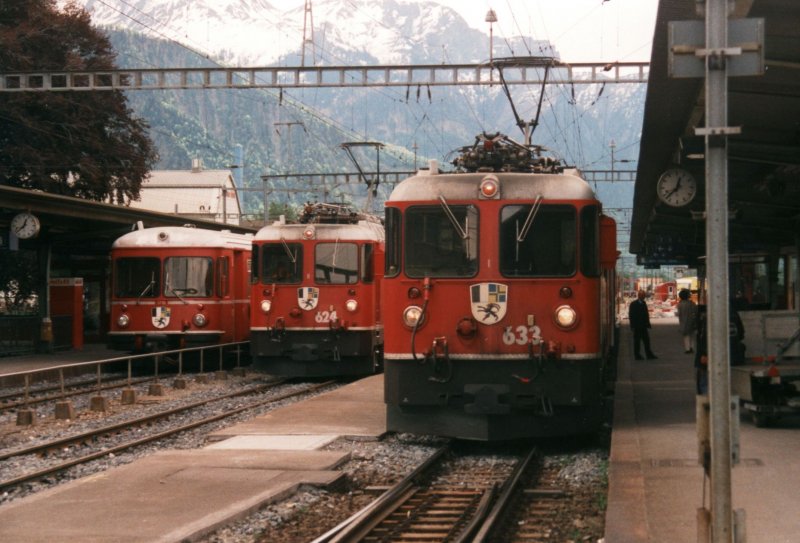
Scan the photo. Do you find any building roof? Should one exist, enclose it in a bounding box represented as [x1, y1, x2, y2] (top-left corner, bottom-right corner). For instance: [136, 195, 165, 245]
[128, 167, 242, 226]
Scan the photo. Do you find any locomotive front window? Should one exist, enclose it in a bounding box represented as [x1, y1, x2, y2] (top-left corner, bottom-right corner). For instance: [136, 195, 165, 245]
[164, 257, 214, 297]
[315, 242, 359, 284]
[404, 205, 478, 278]
[260, 243, 302, 284]
[114, 257, 160, 298]
[499, 204, 576, 277]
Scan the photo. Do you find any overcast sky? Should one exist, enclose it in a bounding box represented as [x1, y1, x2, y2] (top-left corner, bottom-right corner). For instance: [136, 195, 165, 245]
[285, 0, 659, 63]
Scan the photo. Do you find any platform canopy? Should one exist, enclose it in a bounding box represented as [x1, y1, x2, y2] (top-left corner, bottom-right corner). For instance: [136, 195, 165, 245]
[630, 0, 800, 266]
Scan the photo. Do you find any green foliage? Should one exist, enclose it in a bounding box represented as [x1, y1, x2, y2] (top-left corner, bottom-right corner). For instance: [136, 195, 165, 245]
[0, 249, 39, 313]
[0, 0, 157, 203]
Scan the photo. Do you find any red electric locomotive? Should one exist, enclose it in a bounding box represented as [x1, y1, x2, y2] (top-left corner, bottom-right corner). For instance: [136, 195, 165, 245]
[250, 203, 385, 377]
[383, 133, 618, 441]
[108, 225, 253, 352]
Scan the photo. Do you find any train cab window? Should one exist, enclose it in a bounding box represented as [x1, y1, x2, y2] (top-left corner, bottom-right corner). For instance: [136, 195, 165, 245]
[315, 242, 359, 284]
[580, 205, 601, 277]
[261, 243, 302, 284]
[385, 207, 401, 277]
[404, 204, 478, 278]
[362, 244, 375, 283]
[114, 257, 160, 298]
[164, 257, 214, 297]
[217, 257, 230, 297]
[250, 244, 260, 284]
[500, 204, 576, 277]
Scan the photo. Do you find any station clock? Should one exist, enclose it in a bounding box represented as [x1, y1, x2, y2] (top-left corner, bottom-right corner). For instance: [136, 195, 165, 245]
[656, 168, 697, 207]
[10, 212, 41, 239]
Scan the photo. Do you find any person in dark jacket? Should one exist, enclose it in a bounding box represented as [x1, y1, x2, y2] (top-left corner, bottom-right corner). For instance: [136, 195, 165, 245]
[694, 302, 746, 394]
[628, 289, 657, 360]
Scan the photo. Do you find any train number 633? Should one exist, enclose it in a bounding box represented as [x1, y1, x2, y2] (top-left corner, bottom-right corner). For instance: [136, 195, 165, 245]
[502, 325, 542, 346]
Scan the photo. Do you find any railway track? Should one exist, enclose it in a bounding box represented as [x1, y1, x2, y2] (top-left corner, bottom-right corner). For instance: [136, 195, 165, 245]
[0, 379, 336, 492]
[313, 444, 547, 543]
[0, 375, 155, 411]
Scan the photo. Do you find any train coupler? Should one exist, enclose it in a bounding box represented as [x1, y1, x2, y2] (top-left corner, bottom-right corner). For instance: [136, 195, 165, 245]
[270, 318, 286, 342]
[428, 336, 453, 383]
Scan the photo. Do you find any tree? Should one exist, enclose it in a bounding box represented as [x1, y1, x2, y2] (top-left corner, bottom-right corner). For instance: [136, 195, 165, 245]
[0, 0, 158, 203]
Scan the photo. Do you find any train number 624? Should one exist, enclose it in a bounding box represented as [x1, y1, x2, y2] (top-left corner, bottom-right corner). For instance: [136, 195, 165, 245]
[502, 325, 542, 346]
[315, 310, 339, 323]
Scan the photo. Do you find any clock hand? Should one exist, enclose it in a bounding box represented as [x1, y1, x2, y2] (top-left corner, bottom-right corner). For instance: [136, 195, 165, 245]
[15, 217, 29, 233]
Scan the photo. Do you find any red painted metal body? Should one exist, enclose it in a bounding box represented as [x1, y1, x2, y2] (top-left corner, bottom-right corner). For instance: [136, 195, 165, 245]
[107, 226, 252, 352]
[382, 157, 618, 440]
[250, 206, 385, 377]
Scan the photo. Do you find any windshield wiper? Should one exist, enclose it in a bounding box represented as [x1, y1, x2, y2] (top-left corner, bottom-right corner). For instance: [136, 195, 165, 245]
[164, 272, 188, 304]
[438, 195, 469, 240]
[516, 195, 543, 243]
[137, 274, 155, 304]
[515, 195, 544, 262]
[280, 237, 297, 263]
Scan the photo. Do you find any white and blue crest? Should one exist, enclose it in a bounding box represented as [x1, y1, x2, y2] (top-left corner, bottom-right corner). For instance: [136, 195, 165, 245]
[151, 306, 171, 329]
[297, 286, 319, 311]
[470, 283, 508, 324]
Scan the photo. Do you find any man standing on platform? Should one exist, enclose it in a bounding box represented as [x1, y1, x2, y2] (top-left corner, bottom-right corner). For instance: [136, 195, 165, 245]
[629, 289, 657, 360]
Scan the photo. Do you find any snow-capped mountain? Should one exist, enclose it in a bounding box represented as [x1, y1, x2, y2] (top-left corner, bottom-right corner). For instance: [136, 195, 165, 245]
[58, 0, 643, 238]
[72, 0, 555, 66]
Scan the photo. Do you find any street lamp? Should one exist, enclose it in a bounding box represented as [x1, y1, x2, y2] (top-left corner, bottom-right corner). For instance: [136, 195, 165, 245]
[485, 8, 497, 79]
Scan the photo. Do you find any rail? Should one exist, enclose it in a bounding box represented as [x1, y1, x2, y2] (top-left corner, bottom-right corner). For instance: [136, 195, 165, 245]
[3, 341, 249, 412]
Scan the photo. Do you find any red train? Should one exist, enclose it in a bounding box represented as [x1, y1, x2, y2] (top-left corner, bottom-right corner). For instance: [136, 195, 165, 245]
[382, 133, 618, 440]
[108, 225, 253, 352]
[250, 203, 385, 377]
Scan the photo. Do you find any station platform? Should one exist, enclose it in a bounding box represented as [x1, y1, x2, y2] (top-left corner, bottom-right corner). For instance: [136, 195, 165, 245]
[0, 344, 130, 386]
[0, 374, 386, 542]
[605, 317, 800, 543]
[3, 323, 800, 542]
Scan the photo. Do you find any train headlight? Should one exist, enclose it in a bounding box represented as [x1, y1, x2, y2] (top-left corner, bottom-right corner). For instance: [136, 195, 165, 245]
[554, 305, 578, 329]
[402, 305, 424, 328]
[117, 314, 130, 328]
[479, 175, 500, 199]
[192, 313, 208, 327]
[345, 299, 358, 312]
[302, 227, 315, 240]
[260, 300, 272, 313]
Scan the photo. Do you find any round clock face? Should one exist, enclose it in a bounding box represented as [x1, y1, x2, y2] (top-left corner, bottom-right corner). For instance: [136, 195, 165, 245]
[10, 212, 41, 239]
[657, 168, 697, 207]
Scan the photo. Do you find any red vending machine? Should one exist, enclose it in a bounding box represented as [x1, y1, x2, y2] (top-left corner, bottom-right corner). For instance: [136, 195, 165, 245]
[49, 277, 84, 350]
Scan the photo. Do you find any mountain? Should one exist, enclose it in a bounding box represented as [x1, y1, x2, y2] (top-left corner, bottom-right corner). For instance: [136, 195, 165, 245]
[65, 0, 644, 223]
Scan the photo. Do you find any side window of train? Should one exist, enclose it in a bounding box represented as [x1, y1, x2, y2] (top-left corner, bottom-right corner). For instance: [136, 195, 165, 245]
[315, 242, 358, 284]
[217, 256, 230, 297]
[385, 207, 401, 277]
[499, 204, 576, 277]
[362, 244, 374, 283]
[250, 244, 259, 284]
[580, 205, 601, 277]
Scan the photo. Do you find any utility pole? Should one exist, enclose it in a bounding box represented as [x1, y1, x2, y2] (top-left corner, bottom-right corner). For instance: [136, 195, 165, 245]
[485, 8, 497, 81]
[703, 1, 733, 540]
[301, 0, 315, 67]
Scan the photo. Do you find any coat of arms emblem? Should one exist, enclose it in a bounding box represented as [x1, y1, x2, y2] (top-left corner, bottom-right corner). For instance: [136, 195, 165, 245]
[298, 287, 319, 310]
[151, 306, 171, 329]
[470, 283, 508, 324]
